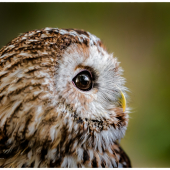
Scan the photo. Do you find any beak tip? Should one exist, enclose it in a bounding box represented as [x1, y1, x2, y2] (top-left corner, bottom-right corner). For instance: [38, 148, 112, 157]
[119, 90, 126, 112]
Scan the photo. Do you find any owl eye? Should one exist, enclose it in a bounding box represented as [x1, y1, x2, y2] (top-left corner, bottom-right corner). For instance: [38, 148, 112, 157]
[72, 70, 93, 91]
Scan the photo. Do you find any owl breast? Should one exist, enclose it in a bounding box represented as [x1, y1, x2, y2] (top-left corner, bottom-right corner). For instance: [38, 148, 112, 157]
[0, 27, 131, 167]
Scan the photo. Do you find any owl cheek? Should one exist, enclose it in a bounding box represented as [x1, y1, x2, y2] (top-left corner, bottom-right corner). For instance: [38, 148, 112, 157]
[62, 82, 91, 111]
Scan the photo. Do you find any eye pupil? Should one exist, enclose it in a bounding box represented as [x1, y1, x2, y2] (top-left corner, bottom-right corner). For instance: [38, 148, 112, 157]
[73, 70, 93, 91]
[76, 74, 89, 86]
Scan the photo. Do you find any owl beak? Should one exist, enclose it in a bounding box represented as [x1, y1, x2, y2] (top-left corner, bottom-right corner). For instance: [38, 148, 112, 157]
[118, 90, 126, 112]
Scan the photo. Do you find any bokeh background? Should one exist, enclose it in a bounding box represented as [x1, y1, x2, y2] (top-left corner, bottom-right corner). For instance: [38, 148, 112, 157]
[0, 2, 170, 167]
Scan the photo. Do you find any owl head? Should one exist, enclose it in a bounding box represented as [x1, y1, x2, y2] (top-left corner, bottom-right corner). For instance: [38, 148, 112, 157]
[0, 27, 129, 167]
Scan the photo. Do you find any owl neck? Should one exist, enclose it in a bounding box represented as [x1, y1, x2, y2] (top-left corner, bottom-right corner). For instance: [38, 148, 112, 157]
[0, 124, 126, 168]
[0, 106, 127, 167]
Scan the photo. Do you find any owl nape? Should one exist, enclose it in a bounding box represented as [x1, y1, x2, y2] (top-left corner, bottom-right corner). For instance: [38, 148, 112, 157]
[0, 27, 131, 167]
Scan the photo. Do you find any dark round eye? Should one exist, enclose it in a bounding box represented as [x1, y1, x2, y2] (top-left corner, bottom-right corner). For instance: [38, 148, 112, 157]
[72, 70, 93, 91]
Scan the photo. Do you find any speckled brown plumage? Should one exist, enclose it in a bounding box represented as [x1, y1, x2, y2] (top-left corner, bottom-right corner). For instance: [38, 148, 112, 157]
[0, 27, 131, 167]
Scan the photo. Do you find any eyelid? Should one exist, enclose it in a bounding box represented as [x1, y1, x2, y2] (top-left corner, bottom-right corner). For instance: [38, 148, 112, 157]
[74, 69, 92, 79]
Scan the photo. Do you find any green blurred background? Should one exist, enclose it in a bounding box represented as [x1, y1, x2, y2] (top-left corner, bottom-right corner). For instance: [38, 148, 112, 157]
[0, 2, 170, 167]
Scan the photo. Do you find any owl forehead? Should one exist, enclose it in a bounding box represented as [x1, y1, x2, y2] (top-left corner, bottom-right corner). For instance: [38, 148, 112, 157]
[3, 27, 100, 48]
[60, 43, 118, 78]
[57, 40, 120, 87]
[0, 27, 106, 60]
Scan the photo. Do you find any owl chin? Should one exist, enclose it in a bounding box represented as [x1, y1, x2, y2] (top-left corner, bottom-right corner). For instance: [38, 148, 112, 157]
[40, 100, 129, 154]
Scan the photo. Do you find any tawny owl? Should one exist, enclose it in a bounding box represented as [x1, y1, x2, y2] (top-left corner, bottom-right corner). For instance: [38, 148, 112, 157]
[0, 27, 131, 167]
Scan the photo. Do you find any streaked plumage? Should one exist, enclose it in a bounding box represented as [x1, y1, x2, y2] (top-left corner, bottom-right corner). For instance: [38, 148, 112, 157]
[0, 27, 131, 167]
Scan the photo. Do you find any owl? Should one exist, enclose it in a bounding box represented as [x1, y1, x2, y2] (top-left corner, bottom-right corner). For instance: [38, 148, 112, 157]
[0, 27, 131, 167]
